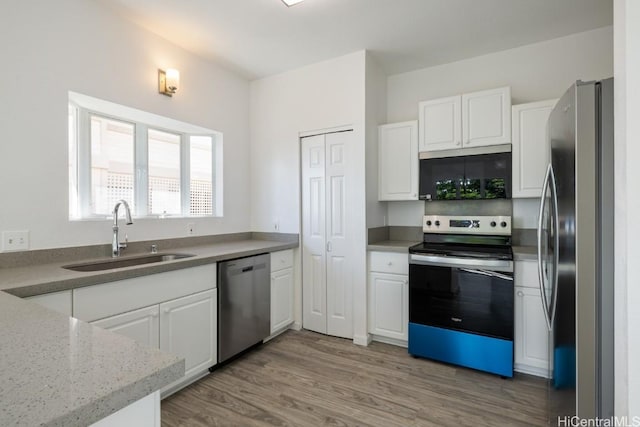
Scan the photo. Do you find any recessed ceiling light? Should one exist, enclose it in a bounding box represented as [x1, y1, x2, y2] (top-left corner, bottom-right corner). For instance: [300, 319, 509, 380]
[282, 0, 305, 6]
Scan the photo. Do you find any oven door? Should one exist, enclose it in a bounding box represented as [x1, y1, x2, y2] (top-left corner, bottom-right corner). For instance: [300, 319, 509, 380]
[409, 254, 514, 340]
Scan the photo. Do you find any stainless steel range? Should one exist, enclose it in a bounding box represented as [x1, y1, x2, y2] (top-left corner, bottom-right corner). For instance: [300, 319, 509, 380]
[408, 215, 514, 377]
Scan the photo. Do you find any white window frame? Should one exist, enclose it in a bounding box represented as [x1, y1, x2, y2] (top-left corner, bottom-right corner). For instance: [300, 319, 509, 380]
[69, 91, 223, 220]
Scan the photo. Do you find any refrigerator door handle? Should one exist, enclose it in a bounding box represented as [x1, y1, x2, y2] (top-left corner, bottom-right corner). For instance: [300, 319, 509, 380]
[549, 165, 560, 327]
[537, 163, 553, 332]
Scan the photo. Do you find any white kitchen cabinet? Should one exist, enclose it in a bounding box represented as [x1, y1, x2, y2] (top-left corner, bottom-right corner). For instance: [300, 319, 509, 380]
[91, 305, 160, 348]
[270, 249, 294, 334]
[512, 99, 557, 198]
[418, 87, 511, 152]
[418, 96, 461, 151]
[160, 289, 216, 381]
[26, 290, 72, 316]
[378, 121, 419, 201]
[90, 391, 160, 427]
[368, 251, 409, 346]
[73, 264, 217, 396]
[301, 131, 354, 339]
[92, 305, 160, 349]
[514, 260, 551, 378]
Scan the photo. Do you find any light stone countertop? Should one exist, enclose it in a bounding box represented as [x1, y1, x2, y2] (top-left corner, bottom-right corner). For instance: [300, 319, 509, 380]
[367, 240, 420, 253]
[1, 238, 298, 298]
[0, 237, 298, 426]
[0, 291, 183, 427]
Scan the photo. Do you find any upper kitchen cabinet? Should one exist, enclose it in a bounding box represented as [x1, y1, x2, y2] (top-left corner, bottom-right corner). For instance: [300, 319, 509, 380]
[378, 121, 419, 201]
[512, 99, 557, 198]
[418, 96, 461, 151]
[419, 87, 511, 152]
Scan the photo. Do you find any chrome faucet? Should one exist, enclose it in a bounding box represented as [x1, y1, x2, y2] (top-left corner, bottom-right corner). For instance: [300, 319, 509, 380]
[112, 200, 133, 257]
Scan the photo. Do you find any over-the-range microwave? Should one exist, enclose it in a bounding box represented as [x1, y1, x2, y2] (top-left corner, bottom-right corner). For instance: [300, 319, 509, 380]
[419, 144, 512, 201]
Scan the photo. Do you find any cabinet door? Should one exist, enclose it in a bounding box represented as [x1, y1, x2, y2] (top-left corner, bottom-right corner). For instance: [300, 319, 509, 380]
[462, 87, 511, 147]
[160, 289, 216, 379]
[271, 267, 294, 334]
[26, 290, 72, 316]
[368, 272, 408, 342]
[514, 286, 550, 377]
[92, 305, 160, 349]
[512, 99, 557, 198]
[418, 96, 462, 151]
[378, 121, 418, 201]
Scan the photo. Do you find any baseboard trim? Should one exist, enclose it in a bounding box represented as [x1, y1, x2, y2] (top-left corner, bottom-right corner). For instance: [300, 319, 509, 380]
[353, 333, 371, 346]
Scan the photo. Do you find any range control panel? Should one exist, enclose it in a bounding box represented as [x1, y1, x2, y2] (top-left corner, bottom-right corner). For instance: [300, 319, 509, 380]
[422, 215, 511, 236]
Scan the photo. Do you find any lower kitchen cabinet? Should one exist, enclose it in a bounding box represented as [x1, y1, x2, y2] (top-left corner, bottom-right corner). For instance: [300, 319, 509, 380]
[514, 260, 550, 378]
[26, 290, 72, 316]
[270, 249, 294, 335]
[73, 264, 218, 395]
[368, 251, 409, 346]
[92, 305, 160, 348]
[160, 289, 217, 380]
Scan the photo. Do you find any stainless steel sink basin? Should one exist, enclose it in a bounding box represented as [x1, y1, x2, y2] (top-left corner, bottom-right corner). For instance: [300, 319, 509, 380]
[62, 253, 195, 272]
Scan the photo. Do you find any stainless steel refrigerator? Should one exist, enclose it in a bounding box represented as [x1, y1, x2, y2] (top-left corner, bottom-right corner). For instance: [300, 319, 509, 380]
[537, 79, 614, 424]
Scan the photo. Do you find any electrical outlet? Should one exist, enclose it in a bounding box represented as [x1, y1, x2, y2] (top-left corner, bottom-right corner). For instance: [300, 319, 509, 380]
[2, 230, 30, 252]
[187, 223, 195, 235]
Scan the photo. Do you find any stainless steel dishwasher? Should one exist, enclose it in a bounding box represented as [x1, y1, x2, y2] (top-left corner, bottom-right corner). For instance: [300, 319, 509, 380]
[217, 253, 270, 363]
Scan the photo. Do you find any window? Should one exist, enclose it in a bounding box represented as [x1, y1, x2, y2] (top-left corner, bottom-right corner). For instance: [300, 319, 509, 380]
[68, 92, 222, 219]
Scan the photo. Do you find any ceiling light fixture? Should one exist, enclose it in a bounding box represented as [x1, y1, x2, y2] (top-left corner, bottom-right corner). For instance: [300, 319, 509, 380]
[281, 0, 305, 6]
[158, 68, 180, 97]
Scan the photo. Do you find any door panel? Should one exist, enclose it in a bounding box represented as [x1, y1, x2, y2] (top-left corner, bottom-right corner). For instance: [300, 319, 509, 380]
[302, 135, 327, 334]
[324, 131, 352, 339]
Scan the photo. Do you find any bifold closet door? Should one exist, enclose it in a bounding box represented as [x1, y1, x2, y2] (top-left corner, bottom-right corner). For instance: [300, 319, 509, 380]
[301, 131, 353, 339]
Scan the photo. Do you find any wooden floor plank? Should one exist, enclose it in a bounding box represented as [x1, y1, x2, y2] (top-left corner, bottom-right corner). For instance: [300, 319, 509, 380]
[161, 330, 547, 426]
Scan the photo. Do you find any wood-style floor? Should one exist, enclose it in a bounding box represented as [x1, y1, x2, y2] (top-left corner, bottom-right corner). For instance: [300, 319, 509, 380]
[161, 330, 547, 426]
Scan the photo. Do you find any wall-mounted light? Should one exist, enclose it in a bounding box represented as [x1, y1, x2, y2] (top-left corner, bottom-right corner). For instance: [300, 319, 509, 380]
[158, 68, 180, 97]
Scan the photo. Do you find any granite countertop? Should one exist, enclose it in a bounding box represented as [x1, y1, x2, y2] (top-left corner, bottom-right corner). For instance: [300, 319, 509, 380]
[1, 238, 298, 298]
[0, 291, 183, 426]
[367, 240, 420, 253]
[513, 245, 537, 261]
[0, 236, 298, 425]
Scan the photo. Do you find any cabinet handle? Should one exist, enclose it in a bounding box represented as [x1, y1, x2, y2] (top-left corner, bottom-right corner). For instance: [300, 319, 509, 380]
[152, 312, 159, 318]
[456, 140, 461, 146]
[517, 291, 525, 297]
[326, 241, 332, 252]
[404, 280, 408, 285]
[387, 262, 393, 266]
[164, 308, 171, 314]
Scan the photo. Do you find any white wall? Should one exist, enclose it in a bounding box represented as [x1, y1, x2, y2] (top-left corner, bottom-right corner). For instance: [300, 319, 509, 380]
[365, 53, 388, 229]
[0, 0, 250, 250]
[249, 51, 369, 344]
[614, 0, 640, 417]
[385, 26, 613, 227]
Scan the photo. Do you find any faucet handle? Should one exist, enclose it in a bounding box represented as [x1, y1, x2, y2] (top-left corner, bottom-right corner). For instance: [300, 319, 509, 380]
[119, 234, 129, 250]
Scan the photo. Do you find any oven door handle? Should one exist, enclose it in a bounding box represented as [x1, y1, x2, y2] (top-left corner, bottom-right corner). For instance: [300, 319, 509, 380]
[459, 268, 514, 281]
[409, 254, 513, 272]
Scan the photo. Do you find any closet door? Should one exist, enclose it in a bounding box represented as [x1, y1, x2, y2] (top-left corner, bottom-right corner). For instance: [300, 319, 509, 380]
[324, 131, 352, 339]
[301, 134, 327, 334]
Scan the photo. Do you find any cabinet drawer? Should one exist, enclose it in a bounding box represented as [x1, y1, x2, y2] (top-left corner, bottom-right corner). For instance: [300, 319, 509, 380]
[515, 260, 539, 289]
[271, 249, 294, 272]
[369, 252, 409, 275]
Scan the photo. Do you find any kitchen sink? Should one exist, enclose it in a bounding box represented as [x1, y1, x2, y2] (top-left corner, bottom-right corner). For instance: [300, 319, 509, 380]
[62, 253, 195, 272]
